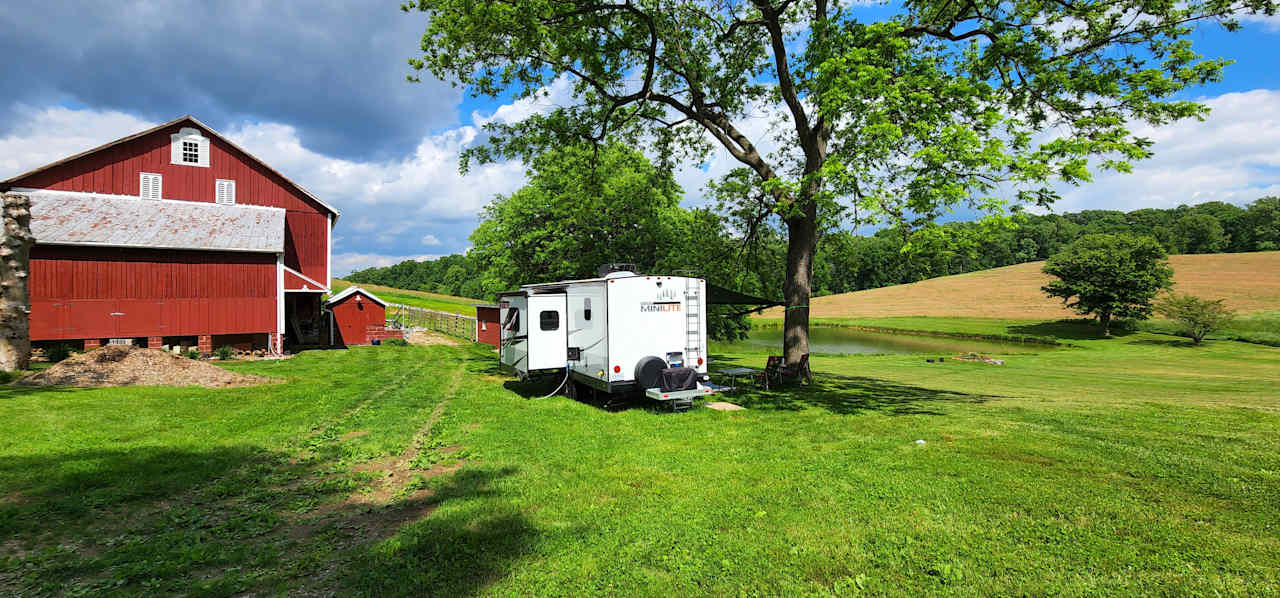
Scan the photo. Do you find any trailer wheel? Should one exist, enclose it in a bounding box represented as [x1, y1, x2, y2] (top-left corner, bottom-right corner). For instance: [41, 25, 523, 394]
[635, 356, 667, 390]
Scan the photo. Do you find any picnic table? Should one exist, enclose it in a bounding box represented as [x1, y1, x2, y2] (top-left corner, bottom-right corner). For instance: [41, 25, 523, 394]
[718, 367, 760, 390]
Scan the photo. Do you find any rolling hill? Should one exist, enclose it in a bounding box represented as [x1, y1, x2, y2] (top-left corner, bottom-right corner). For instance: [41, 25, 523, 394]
[330, 280, 480, 315]
[762, 251, 1280, 319]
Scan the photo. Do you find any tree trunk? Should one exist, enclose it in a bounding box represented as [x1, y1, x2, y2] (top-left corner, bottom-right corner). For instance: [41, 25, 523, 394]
[783, 202, 818, 366]
[1099, 311, 1112, 337]
[0, 193, 33, 371]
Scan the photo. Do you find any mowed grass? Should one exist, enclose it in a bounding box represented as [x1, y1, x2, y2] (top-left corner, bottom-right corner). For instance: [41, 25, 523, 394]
[2, 322, 1279, 596]
[331, 279, 479, 315]
[762, 251, 1280, 320]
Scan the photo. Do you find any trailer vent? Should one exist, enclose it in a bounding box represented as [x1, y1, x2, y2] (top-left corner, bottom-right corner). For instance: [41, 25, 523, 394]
[598, 263, 637, 277]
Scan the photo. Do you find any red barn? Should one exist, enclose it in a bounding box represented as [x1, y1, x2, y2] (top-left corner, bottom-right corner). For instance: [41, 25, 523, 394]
[0, 115, 339, 354]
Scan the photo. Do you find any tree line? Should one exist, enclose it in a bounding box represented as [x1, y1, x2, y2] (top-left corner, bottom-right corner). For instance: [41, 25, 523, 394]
[345, 144, 1279, 312]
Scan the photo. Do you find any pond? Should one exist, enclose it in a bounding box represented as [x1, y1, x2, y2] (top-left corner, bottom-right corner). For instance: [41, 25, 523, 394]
[717, 326, 1056, 356]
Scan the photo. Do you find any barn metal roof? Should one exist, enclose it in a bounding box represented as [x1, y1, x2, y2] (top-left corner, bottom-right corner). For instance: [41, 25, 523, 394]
[27, 190, 285, 253]
[325, 286, 388, 306]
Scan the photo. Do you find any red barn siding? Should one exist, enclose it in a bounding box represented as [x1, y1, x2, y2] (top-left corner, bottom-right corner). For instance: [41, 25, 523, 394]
[29, 246, 277, 341]
[329, 291, 386, 346]
[10, 121, 331, 284]
[284, 269, 324, 291]
[284, 212, 329, 284]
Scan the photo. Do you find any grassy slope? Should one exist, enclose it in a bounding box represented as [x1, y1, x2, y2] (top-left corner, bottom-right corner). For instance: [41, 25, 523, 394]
[2, 322, 1279, 596]
[761, 251, 1280, 319]
[330, 279, 479, 315]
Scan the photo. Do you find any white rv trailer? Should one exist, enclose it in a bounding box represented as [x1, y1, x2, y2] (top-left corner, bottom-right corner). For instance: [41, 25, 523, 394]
[498, 265, 719, 404]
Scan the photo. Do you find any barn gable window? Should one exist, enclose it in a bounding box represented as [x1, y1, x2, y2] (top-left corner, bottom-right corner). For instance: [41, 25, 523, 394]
[169, 127, 210, 168]
[139, 172, 162, 200]
[215, 179, 236, 205]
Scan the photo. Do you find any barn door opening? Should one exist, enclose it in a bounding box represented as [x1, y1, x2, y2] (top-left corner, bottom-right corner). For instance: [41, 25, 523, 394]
[285, 292, 326, 348]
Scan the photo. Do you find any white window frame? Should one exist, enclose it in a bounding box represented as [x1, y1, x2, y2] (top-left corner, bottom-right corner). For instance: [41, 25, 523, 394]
[139, 172, 163, 200]
[215, 179, 236, 205]
[169, 127, 210, 168]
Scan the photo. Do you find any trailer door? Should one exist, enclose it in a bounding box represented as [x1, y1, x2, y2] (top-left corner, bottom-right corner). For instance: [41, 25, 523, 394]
[499, 296, 528, 374]
[527, 294, 568, 370]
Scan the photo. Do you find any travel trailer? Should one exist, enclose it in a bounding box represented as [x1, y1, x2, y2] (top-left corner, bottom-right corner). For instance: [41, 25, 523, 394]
[498, 264, 721, 408]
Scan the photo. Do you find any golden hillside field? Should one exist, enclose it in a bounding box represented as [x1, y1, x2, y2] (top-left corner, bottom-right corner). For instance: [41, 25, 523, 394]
[762, 251, 1280, 319]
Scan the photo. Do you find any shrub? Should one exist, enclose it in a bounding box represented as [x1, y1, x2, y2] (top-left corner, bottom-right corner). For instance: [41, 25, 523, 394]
[383, 337, 409, 347]
[187, 348, 201, 360]
[45, 343, 75, 363]
[1154, 293, 1237, 345]
[215, 345, 235, 361]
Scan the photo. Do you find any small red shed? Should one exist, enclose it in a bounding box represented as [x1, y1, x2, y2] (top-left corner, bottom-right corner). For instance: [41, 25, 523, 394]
[327, 287, 400, 345]
[475, 304, 501, 347]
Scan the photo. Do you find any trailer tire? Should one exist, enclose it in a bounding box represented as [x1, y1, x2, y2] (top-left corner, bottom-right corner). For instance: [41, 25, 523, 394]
[634, 356, 667, 391]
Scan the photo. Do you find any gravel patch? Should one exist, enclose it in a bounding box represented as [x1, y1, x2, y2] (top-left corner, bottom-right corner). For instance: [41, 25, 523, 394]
[19, 345, 275, 388]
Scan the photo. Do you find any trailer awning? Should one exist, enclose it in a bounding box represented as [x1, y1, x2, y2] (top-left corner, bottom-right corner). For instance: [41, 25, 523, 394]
[706, 283, 782, 308]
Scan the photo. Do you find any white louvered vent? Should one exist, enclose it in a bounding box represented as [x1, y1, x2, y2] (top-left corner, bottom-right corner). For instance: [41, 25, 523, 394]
[139, 172, 162, 200]
[216, 179, 236, 205]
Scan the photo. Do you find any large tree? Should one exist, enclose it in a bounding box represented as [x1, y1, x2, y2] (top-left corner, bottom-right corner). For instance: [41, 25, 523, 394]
[403, 0, 1273, 364]
[1042, 233, 1173, 336]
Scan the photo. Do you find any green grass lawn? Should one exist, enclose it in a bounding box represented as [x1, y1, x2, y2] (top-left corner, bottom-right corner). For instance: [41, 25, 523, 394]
[2, 320, 1278, 596]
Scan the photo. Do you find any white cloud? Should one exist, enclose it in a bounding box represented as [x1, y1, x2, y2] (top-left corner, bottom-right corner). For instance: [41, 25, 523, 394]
[1050, 89, 1280, 212]
[1240, 12, 1280, 32]
[224, 121, 525, 221]
[421, 234, 441, 246]
[472, 77, 576, 127]
[0, 106, 157, 178]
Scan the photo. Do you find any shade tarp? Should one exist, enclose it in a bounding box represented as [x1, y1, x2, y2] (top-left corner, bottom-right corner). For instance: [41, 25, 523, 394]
[706, 283, 782, 307]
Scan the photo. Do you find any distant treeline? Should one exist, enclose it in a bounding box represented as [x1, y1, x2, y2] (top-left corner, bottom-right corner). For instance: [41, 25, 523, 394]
[345, 197, 1280, 301]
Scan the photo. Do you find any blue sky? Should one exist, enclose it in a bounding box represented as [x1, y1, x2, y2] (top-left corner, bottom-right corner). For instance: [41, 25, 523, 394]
[2, 2, 1278, 275]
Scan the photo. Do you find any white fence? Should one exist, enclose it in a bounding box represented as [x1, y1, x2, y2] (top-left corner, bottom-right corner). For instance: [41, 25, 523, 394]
[386, 303, 477, 342]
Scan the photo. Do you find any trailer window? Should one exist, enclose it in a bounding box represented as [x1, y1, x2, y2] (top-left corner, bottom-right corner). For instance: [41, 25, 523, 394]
[583, 298, 592, 321]
[539, 310, 560, 331]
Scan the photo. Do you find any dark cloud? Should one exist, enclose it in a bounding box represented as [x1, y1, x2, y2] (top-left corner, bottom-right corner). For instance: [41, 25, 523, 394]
[0, 0, 458, 161]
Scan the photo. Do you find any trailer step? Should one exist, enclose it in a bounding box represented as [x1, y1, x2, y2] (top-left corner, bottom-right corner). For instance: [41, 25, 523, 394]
[645, 384, 718, 403]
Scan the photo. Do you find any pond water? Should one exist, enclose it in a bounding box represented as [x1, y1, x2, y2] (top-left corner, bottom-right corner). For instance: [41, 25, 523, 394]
[718, 326, 1055, 356]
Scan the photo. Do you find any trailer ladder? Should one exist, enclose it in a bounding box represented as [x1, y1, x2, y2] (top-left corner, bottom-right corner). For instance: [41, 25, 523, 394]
[684, 277, 702, 366]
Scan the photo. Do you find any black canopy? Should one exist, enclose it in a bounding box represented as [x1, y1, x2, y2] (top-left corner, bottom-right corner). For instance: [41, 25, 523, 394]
[706, 283, 782, 308]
